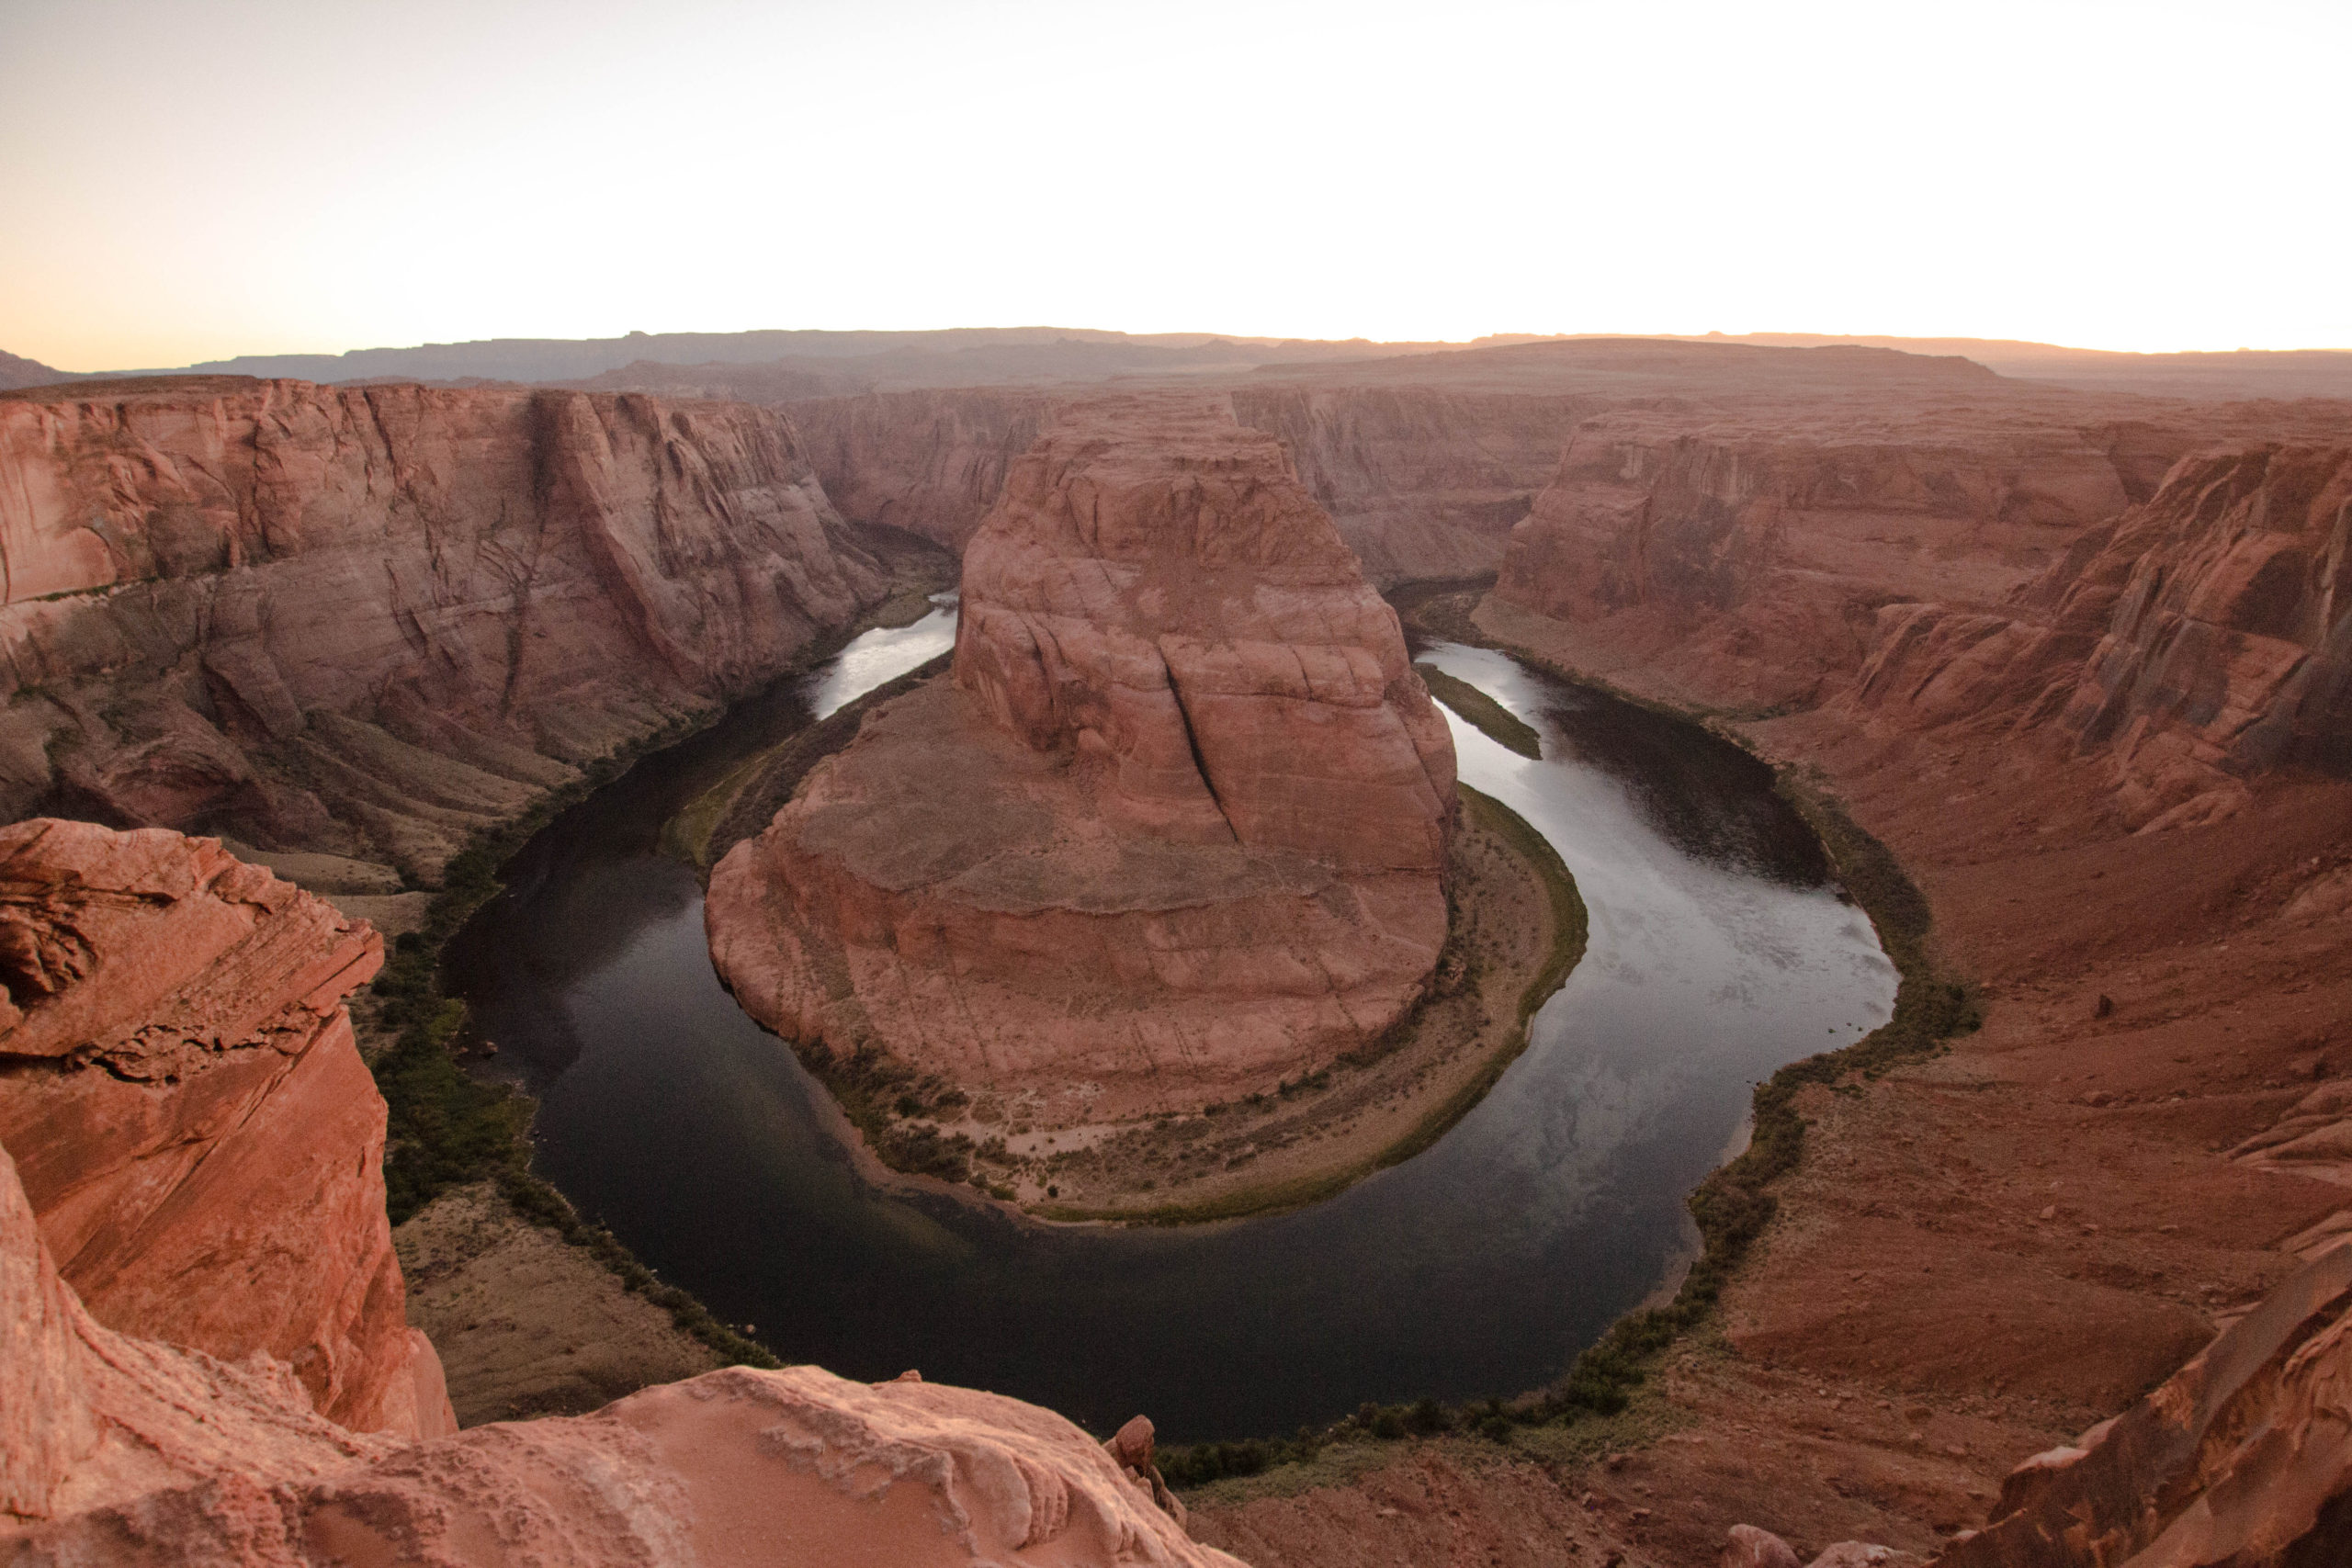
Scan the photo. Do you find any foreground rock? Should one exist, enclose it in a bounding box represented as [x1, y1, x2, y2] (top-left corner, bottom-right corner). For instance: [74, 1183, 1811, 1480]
[0, 1134, 1241, 1566]
[0, 378, 888, 882]
[0, 818, 447, 1438]
[710, 397, 1456, 1129]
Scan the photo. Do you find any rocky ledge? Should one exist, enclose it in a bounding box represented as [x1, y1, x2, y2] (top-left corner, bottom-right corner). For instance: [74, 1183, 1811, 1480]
[708, 397, 1457, 1134]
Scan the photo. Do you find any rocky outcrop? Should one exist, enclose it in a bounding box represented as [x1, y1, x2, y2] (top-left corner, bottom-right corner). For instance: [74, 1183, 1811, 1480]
[1228, 386, 1589, 583]
[1491, 408, 2163, 711]
[0, 818, 447, 1438]
[1843, 444, 2352, 829]
[708, 397, 1456, 1125]
[0, 378, 889, 881]
[791, 388, 1054, 552]
[1, 1134, 1240, 1566]
[1938, 1239, 2352, 1567]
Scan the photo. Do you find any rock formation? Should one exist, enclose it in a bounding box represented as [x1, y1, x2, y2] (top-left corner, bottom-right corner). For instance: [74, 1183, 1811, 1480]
[708, 397, 1456, 1124]
[1227, 386, 1587, 583]
[1490, 408, 2160, 711]
[1, 1107, 1237, 1568]
[1843, 443, 2352, 829]
[0, 378, 888, 881]
[0, 824, 1234, 1564]
[790, 388, 1053, 552]
[0, 818, 448, 1438]
[1936, 1238, 2352, 1566]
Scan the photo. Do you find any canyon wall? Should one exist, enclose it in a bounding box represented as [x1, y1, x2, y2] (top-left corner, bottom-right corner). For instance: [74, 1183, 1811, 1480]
[708, 397, 1456, 1125]
[790, 389, 1055, 552]
[793, 384, 1585, 585]
[1488, 408, 2182, 711]
[0, 378, 890, 882]
[1225, 387, 1589, 583]
[1842, 443, 2352, 829]
[0, 818, 447, 1438]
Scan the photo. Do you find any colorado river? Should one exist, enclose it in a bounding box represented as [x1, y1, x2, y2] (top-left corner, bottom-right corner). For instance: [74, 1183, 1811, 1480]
[444, 605, 1895, 1441]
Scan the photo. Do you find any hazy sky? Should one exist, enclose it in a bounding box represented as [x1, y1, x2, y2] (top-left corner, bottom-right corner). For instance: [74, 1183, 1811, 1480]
[5, 0, 2348, 370]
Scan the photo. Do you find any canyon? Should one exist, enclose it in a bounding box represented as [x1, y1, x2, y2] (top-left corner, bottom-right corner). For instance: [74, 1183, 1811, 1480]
[3, 335, 2351, 1565]
[0, 377, 891, 886]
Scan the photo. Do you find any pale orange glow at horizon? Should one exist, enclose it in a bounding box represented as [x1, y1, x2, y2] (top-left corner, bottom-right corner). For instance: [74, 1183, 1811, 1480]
[3, 0, 2348, 372]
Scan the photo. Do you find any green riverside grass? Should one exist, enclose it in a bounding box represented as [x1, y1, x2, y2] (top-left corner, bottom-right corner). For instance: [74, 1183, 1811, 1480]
[1154, 596, 1979, 1491]
[1418, 661, 1543, 759]
[361, 594, 959, 1372]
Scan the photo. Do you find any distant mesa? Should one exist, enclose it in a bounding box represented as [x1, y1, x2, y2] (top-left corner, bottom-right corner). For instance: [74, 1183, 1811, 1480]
[707, 395, 1458, 1130]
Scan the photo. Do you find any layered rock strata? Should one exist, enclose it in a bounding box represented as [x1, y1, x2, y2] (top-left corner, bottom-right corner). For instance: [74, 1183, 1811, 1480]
[1849, 444, 2352, 829]
[0, 818, 447, 1438]
[709, 398, 1456, 1124]
[0, 378, 888, 881]
[1227, 386, 1588, 583]
[792, 388, 1054, 553]
[1939, 1238, 2352, 1565]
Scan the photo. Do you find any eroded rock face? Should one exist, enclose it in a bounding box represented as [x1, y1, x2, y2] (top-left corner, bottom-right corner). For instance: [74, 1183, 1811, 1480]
[1939, 1240, 2352, 1567]
[1845, 444, 2352, 829]
[0, 1134, 1239, 1566]
[1227, 386, 1589, 585]
[709, 397, 1455, 1124]
[1492, 410, 2154, 711]
[793, 388, 1053, 553]
[0, 378, 888, 881]
[0, 818, 445, 1438]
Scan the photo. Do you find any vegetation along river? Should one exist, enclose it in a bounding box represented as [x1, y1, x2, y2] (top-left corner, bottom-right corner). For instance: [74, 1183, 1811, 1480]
[444, 604, 1896, 1442]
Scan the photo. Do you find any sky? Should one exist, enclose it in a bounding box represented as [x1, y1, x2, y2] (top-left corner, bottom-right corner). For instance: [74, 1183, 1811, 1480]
[4, 0, 2349, 371]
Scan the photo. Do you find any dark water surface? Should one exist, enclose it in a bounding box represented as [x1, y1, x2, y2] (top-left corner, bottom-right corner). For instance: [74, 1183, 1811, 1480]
[444, 613, 1894, 1442]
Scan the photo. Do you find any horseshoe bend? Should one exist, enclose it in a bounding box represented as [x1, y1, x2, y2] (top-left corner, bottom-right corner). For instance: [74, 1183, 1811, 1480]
[9, 19, 2352, 1555]
[704, 397, 1589, 1217]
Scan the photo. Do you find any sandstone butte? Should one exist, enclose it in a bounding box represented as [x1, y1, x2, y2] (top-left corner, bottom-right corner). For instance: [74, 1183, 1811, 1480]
[0, 378, 889, 884]
[0, 818, 1237, 1567]
[707, 397, 1458, 1127]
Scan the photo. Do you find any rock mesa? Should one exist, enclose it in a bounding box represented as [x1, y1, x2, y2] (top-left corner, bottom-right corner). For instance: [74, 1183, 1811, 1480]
[709, 397, 1456, 1124]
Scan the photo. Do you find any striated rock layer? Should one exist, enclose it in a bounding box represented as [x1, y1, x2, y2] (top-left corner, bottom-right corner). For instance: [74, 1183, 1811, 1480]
[0, 818, 447, 1438]
[709, 397, 1456, 1124]
[793, 387, 1054, 553]
[1849, 443, 2352, 829]
[1227, 385, 1588, 584]
[0, 378, 888, 882]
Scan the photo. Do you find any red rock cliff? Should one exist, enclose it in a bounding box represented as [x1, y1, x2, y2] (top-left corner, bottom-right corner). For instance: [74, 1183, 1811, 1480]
[1228, 385, 1589, 584]
[707, 397, 1456, 1125]
[0, 378, 889, 881]
[1845, 444, 2352, 829]
[0, 818, 448, 1438]
[791, 388, 1053, 552]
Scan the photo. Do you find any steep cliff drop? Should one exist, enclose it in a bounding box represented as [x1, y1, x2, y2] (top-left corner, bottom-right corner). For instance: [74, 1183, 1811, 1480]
[1846, 443, 2352, 829]
[0, 817, 448, 1439]
[708, 396, 1457, 1139]
[0, 378, 890, 884]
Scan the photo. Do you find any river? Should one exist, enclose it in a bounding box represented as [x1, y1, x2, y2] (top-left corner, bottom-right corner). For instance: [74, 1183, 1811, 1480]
[444, 604, 1894, 1441]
